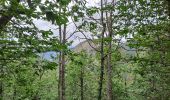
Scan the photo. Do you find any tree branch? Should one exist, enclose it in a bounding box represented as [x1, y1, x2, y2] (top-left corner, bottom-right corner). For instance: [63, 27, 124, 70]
[0, 0, 34, 31]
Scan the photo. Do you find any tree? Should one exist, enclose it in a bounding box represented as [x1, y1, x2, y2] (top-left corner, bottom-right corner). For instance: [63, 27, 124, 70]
[0, 0, 170, 99]
[0, 0, 38, 31]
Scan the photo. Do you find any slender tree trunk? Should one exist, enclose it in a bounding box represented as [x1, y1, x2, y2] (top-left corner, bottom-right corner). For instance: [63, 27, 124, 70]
[107, 42, 113, 100]
[0, 70, 3, 100]
[58, 24, 62, 100]
[80, 67, 84, 100]
[167, 0, 170, 18]
[106, 21, 113, 100]
[106, 1, 115, 99]
[58, 52, 61, 100]
[58, 30, 65, 100]
[58, 6, 64, 100]
[32, 93, 40, 100]
[0, 84, 2, 100]
[60, 46, 65, 100]
[0, 58, 5, 100]
[124, 74, 128, 98]
[98, 0, 106, 99]
[13, 85, 16, 100]
[58, 23, 66, 100]
[62, 24, 66, 100]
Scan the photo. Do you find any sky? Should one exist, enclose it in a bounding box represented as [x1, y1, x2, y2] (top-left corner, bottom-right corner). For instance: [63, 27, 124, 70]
[34, 0, 126, 59]
[34, 0, 124, 48]
[34, 0, 101, 47]
[34, 0, 101, 59]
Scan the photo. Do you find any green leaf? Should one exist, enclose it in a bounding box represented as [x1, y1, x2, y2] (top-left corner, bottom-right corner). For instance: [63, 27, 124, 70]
[59, 0, 71, 5]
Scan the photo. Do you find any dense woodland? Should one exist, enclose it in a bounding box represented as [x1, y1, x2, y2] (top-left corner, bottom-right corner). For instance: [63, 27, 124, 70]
[0, 0, 170, 100]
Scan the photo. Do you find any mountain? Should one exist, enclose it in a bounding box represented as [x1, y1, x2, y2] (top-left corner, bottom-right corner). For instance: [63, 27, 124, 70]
[72, 40, 136, 57]
[72, 40, 98, 54]
[41, 40, 136, 60]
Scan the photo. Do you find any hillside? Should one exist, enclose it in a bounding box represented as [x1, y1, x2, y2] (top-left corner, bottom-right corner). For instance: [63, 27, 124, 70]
[72, 40, 136, 57]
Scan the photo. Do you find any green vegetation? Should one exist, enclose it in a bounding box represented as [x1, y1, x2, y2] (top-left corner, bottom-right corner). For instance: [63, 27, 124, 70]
[0, 0, 169, 100]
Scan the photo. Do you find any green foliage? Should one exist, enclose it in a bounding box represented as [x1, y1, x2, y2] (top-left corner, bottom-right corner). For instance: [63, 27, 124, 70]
[59, 0, 71, 6]
[0, 0, 169, 100]
[86, 7, 99, 16]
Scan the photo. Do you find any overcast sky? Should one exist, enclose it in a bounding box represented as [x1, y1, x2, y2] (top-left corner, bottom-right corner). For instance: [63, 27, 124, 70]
[33, 0, 101, 47]
[33, 0, 126, 48]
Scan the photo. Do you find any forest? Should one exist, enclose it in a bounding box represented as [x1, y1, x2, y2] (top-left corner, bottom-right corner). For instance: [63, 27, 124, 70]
[0, 0, 170, 100]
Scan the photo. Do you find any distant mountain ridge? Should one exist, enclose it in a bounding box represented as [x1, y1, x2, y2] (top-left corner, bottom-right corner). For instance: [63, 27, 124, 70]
[41, 40, 136, 60]
[72, 40, 136, 57]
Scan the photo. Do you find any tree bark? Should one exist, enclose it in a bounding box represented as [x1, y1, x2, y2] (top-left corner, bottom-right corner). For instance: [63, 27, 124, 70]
[61, 24, 66, 100]
[167, 0, 170, 18]
[107, 17, 113, 100]
[58, 21, 62, 100]
[13, 85, 17, 100]
[80, 66, 84, 100]
[106, 36, 113, 100]
[58, 31, 66, 100]
[98, 0, 106, 99]
[0, 69, 3, 100]
[58, 22, 66, 100]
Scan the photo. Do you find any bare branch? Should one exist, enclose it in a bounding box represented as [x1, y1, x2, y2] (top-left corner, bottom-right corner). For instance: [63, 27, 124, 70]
[71, 17, 100, 52]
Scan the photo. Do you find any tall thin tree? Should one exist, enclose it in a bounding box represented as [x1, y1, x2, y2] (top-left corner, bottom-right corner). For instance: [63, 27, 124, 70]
[98, 0, 106, 99]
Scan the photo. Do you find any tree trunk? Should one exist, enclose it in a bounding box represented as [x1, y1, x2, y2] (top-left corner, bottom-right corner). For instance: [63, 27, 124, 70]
[0, 62, 4, 100]
[0, 77, 3, 100]
[106, 1, 114, 99]
[98, 0, 105, 99]
[13, 86, 16, 100]
[106, 44, 113, 100]
[62, 24, 66, 100]
[58, 23, 62, 100]
[58, 23, 66, 100]
[106, 21, 113, 100]
[80, 67, 84, 100]
[60, 51, 65, 100]
[32, 94, 40, 100]
[167, 0, 170, 18]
